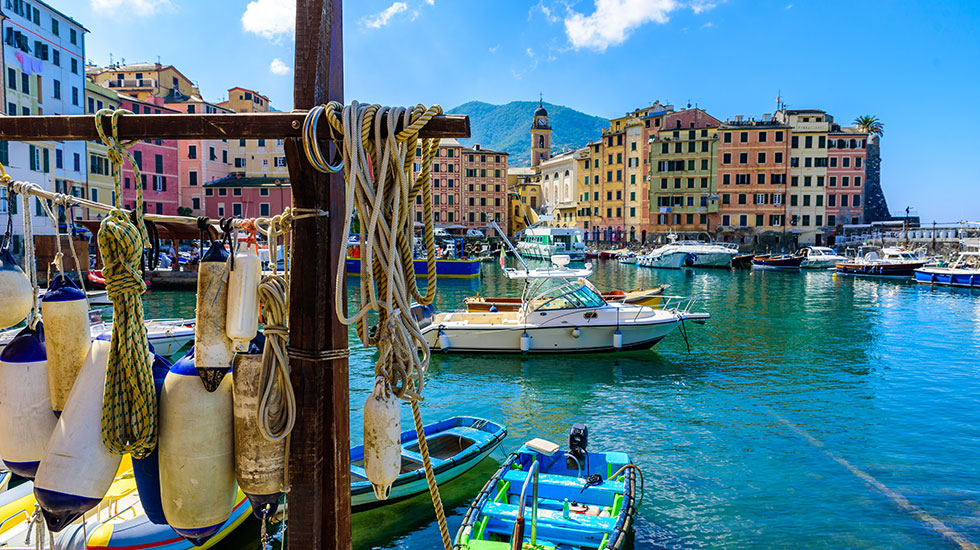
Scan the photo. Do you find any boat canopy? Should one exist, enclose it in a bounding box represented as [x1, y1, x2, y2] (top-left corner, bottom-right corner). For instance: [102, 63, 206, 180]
[504, 265, 593, 279]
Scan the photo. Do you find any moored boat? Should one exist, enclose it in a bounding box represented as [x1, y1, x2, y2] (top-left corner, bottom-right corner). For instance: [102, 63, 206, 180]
[616, 253, 637, 265]
[752, 254, 804, 270]
[731, 254, 754, 269]
[835, 247, 926, 279]
[455, 426, 638, 550]
[352, 416, 506, 510]
[517, 227, 587, 262]
[914, 252, 980, 288]
[464, 285, 669, 313]
[345, 256, 481, 279]
[0, 316, 195, 357]
[797, 246, 846, 269]
[637, 249, 689, 269]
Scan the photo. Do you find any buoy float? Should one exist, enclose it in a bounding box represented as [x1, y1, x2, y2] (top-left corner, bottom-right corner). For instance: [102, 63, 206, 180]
[0, 247, 33, 330]
[613, 328, 623, 350]
[520, 331, 531, 353]
[131, 348, 174, 525]
[363, 376, 400, 501]
[159, 349, 236, 542]
[226, 241, 261, 352]
[195, 242, 233, 391]
[438, 329, 450, 351]
[34, 337, 122, 531]
[571, 327, 581, 339]
[233, 347, 285, 519]
[0, 324, 57, 479]
[41, 274, 91, 414]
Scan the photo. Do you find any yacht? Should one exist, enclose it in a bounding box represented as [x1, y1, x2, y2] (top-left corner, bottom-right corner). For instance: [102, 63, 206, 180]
[914, 252, 980, 288]
[420, 257, 708, 353]
[797, 246, 846, 269]
[641, 234, 738, 268]
[835, 247, 926, 278]
[637, 248, 689, 269]
[516, 227, 587, 262]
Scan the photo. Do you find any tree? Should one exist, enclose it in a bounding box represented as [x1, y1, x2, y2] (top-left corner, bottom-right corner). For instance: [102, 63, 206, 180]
[853, 115, 883, 136]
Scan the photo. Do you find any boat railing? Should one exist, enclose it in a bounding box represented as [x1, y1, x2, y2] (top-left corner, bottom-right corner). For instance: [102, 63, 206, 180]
[657, 295, 706, 315]
[511, 460, 539, 550]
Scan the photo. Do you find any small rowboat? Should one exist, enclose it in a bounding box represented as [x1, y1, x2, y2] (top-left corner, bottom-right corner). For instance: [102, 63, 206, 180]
[351, 416, 507, 510]
[455, 431, 639, 550]
[731, 254, 754, 269]
[463, 285, 669, 312]
[752, 254, 804, 270]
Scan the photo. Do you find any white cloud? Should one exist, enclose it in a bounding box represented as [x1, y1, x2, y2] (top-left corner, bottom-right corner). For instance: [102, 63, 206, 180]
[701, 21, 714, 28]
[242, 0, 295, 41]
[689, 0, 717, 14]
[488, 45, 499, 53]
[425, 0, 434, 4]
[526, 47, 535, 57]
[363, 2, 408, 29]
[269, 58, 291, 75]
[785, 3, 793, 8]
[91, 0, 172, 17]
[564, 0, 679, 52]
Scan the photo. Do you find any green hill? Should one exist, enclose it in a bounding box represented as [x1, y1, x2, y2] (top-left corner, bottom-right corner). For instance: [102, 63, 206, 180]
[447, 101, 609, 167]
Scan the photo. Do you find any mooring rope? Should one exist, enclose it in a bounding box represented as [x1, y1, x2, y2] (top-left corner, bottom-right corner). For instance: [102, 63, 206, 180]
[308, 101, 452, 549]
[10, 180, 42, 329]
[94, 108, 156, 458]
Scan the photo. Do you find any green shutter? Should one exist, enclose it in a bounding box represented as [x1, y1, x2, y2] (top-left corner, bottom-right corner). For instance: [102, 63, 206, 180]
[28, 145, 36, 171]
[42, 148, 49, 173]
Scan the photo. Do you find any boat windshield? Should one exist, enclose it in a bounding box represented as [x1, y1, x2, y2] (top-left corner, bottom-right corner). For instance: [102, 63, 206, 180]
[536, 283, 605, 311]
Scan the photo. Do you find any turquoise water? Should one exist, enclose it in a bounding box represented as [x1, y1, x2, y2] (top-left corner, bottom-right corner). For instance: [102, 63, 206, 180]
[143, 262, 980, 549]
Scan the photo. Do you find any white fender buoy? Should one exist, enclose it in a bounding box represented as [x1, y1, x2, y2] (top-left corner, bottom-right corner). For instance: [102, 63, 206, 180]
[41, 274, 91, 414]
[0, 248, 33, 330]
[613, 328, 623, 350]
[571, 327, 581, 339]
[233, 349, 285, 519]
[437, 329, 450, 351]
[34, 337, 122, 532]
[226, 242, 261, 352]
[520, 332, 531, 353]
[159, 350, 236, 542]
[195, 242, 233, 392]
[363, 376, 400, 501]
[0, 324, 57, 479]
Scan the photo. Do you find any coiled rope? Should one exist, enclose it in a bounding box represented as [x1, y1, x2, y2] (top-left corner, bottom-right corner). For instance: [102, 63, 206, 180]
[307, 101, 451, 549]
[95, 108, 156, 458]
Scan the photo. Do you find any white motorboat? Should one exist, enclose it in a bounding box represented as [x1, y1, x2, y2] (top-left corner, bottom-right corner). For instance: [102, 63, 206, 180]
[617, 253, 637, 265]
[421, 257, 708, 354]
[797, 246, 846, 269]
[516, 227, 587, 262]
[637, 249, 689, 269]
[0, 315, 195, 357]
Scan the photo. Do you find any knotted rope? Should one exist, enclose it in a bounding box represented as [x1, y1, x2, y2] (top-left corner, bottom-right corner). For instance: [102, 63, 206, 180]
[95, 108, 156, 458]
[308, 101, 451, 549]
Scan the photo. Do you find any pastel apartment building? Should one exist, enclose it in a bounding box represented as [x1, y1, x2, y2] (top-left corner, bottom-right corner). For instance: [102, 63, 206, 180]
[165, 95, 232, 216]
[777, 109, 832, 245]
[414, 139, 508, 230]
[826, 129, 868, 230]
[84, 80, 119, 218]
[88, 61, 198, 102]
[116, 94, 179, 215]
[203, 177, 290, 220]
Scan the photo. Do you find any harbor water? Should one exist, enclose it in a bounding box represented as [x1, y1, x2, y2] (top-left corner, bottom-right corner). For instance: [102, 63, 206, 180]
[142, 262, 980, 549]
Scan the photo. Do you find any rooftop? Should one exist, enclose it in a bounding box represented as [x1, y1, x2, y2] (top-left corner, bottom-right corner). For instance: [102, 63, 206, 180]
[205, 176, 291, 188]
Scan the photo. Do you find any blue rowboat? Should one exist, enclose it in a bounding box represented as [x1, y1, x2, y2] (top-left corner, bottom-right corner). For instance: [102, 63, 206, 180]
[914, 252, 980, 288]
[352, 416, 507, 510]
[456, 430, 639, 550]
[345, 257, 481, 279]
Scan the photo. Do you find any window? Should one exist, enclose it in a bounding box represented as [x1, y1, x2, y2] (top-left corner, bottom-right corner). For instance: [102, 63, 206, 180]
[757, 173, 765, 185]
[722, 215, 730, 225]
[817, 176, 824, 187]
[854, 176, 862, 187]
[802, 215, 810, 226]
[56, 149, 63, 169]
[234, 158, 245, 168]
[70, 28, 77, 45]
[758, 152, 766, 164]
[21, 73, 29, 94]
[257, 139, 266, 147]
[818, 136, 826, 148]
[805, 136, 813, 148]
[739, 153, 748, 164]
[233, 188, 242, 196]
[755, 193, 767, 205]
[841, 195, 849, 207]
[843, 157, 851, 168]
[73, 153, 80, 172]
[723, 174, 730, 185]
[188, 145, 197, 159]
[274, 157, 286, 167]
[738, 194, 747, 205]
[856, 157, 863, 168]
[771, 174, 786, 185]
[740, 132, 748, 143]
[775, 131, 784, 142]
[828, 215, 836, 227]
[843, 176, 850, 187]
[71, 87, 79, 106]
[791, 136, 799, 148]
[723, 132, 732, 143]
[804, 157, 812, 168]
[804, 176, 812, 187]
[189, 171, 198, 186]
[790, 194, 798, 206]
[6, 68, 15, 91]
[155, 154, 163, 173]
[771, 193, 783, 206]
[71, 58, 78, 74]
[816, 195, 823, 207]
[803, 195, 811, 206]
[775, 152, 783, 164]
[233, 203, 243, 217]
[853, 195, 861, 206]
[759, 131, 767, 143]
[723, 153, 731, 164]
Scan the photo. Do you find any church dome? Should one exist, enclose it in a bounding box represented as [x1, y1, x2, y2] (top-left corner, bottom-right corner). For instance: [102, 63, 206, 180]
[534, 105, 548, 117]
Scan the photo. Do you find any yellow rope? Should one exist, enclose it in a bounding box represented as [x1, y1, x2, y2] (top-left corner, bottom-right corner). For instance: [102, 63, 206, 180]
[95, 109, 156, 458]
[309, 101, 451, 550]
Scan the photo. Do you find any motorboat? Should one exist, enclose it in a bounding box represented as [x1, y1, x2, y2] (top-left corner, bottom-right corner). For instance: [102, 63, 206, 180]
[646, 234, 738, 268]
[637, 248, 689, 269]
[421, 257, 708, 354]
[752, 254, 804, 270]
[517, 227, 587, 262]
[835, 247, 926, 278]
[616, 253, 637, 265]
[0, 313, 195, 357]
[455, 425, 638, 550]
[351, 416, 506, 510]
[914, 252, 980, 288]
[463, 285, 670, 313]
[797, 246, 846, 269]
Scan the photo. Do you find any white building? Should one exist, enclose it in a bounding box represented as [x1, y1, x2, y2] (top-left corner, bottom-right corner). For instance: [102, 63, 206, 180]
[536, 147, 586, 228]
[2, 0, 87, 248]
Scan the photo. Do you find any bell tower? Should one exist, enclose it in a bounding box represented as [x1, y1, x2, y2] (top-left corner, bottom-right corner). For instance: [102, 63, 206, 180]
[530, 95, 552, 167]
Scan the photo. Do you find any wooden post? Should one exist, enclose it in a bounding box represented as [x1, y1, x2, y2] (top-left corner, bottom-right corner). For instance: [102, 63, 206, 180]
[285, 0, 351, 548]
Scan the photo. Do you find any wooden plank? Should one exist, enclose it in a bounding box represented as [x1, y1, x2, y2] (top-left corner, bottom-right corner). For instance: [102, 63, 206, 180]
[0, 112, 469, 141]
[285, 0, 351, 549]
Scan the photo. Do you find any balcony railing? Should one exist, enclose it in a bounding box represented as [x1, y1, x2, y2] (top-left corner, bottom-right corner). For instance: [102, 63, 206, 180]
[107, 79, 157, 89]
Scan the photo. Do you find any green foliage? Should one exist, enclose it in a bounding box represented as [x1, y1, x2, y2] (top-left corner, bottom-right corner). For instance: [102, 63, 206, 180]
[447, 101, 609, 166]
[853, 115, 884, 136]
[176, 206, 193, 216]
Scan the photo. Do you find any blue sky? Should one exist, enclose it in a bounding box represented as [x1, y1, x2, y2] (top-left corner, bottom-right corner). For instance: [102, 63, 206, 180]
[62, 0, 979, 222]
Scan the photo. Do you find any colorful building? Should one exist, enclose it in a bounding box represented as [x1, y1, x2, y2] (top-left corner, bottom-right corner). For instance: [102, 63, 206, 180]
[715, 115, 792, 246]
[648, 109, 722, 239]
[777, 109, 832, 245]
[826, 129, 869, 235]
[507, 166, 540, 236]
[530, 100, 551, 167]
[165, 94, 232, 216]
[116, 94, 179, 215]
[84, 80, 119, 218]
[88, 62, 198, 102]
[203, 176, 291, 219]
[416, 139, 508, 230]
[536, 147, 585, 228]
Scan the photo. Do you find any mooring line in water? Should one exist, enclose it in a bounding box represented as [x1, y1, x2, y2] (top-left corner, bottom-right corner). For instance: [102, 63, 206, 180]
[767, 408, 978, 550]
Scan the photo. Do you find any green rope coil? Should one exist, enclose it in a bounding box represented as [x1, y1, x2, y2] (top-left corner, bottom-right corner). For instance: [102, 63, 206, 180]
[95, 108, 156, 458]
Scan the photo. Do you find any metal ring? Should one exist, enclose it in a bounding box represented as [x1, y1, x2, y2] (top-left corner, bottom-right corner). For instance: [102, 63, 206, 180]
[302, 105, 344, 174]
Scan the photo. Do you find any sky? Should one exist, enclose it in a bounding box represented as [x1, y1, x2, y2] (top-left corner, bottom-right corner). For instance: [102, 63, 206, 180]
[60, 0, 980, 223]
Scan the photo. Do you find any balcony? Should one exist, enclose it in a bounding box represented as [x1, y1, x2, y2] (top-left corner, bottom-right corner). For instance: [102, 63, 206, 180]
[107, 79, 158, 89]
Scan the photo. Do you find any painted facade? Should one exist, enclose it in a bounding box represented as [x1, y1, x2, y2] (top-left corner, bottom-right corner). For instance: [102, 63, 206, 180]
[88, 62, 198, 102]
[116, 94, 179, 215]
[84, 80, 118, 219]
[777, 109, 832, 245]
[826, 130, 868, 234]
[204, 176, 291, 220]
[165, 96, 232, 216]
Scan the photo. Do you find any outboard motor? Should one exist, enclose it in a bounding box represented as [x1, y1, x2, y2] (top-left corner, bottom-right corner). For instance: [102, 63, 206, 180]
[567, 424, 588, 471]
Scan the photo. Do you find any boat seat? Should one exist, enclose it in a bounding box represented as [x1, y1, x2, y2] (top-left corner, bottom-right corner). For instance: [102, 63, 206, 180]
[479, 501, 617, 533]
[501, 470, 625, 507]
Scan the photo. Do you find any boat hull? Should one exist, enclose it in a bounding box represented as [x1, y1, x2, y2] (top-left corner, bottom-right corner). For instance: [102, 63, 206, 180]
[637, 251, 688, 269]
[345, 257, 480, 279]
[688, 252, 737, 267]
[752, 256, 804, 270]
[836, 261, 925, 278]
[801, 257, 843, 269]
[914, 269, 980, 288]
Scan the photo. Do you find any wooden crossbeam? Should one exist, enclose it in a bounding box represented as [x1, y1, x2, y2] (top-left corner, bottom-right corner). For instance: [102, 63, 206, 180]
[0, 112, 469, 141]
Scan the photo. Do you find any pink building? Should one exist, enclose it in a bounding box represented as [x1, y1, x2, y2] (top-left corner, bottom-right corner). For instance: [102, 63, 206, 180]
[826, 130, 868, 231]
[117, 94, 180, 215]
[166, 98, 232, 215]
[203, 176, 292, 220]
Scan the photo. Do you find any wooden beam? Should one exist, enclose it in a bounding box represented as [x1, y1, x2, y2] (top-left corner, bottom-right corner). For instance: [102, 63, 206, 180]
[285, 0, 351, 549]
[0, 112, 469, 141]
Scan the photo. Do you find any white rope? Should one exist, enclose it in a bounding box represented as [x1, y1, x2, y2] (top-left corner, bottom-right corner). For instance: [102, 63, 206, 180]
[15, 182, 41, 329]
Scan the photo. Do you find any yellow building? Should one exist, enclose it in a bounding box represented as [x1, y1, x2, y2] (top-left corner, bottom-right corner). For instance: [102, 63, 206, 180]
[506, 166, 540, 236]
[218, 87, 271, 113]
[220, 88, 287, 179]
[649, 125, 721, 234]
[776, 109, 831, 245]
[88, 62, 199, 101]
[84, 81, 120, 219]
